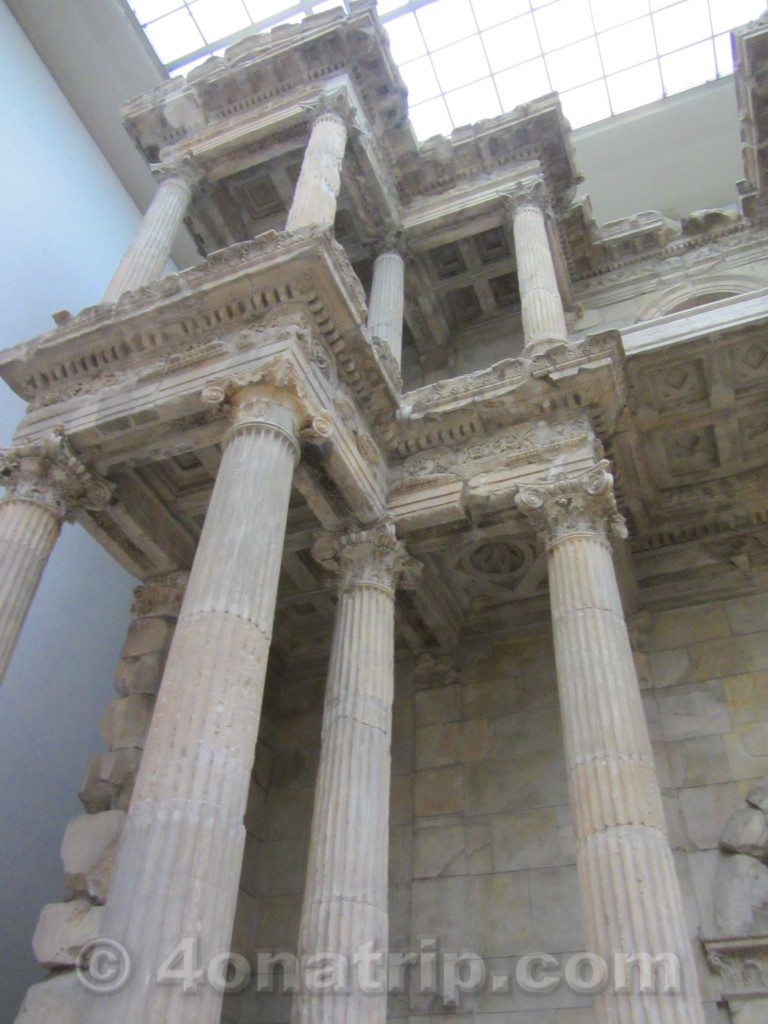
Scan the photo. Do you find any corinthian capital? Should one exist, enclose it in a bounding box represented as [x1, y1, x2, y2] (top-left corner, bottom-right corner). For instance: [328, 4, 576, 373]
[152, 154, 204, 193]
[0, 429, 113, 519]
[300, 87, 359, 131]
[501, 177, 551, 218]
[312, 521, 421, 595]
[515, 460, 628, 544]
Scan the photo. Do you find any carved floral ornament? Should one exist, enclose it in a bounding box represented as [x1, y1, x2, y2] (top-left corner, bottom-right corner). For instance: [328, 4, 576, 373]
[514, 460, 628, 544]
[151, 154, 205, 193]
[312, 520, 421, 595]
[0, 428, 113, 519]
[202, 355, 335, 443]
[500, 177, 552, 219]
[300, 87, 360, 133]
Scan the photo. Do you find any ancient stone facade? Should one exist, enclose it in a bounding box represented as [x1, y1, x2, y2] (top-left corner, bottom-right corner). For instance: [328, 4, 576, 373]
[4, 4, 768, 1024]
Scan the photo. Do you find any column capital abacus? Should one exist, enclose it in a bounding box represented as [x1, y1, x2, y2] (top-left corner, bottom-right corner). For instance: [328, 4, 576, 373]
[372, 230, 408, 260]
[0, 429, 113, 519]
[501, 177, 551, 218]
[515, 460, 628, 545]
[202, 355, 334, 453]
[131, 571, 190, 619]
[312, 520, 421, 596]
[300, 87, 360, 132]
[151, 154, 204, 194]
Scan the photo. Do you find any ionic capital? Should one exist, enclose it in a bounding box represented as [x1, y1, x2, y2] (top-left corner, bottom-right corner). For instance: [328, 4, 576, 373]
[0, 429, 113, 520]
[300, 87, 359, 132]
[501, 177, 551, 219]
[515, 460, 628, 544]
[202, 355, 333, 452]
[131, 571, 190, 620]
[151, 154, 204, 194]
[313, 521, 421, 596]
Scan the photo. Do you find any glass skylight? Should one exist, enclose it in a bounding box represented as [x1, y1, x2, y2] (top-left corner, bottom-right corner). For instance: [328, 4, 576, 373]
[127, 0, 767, 135]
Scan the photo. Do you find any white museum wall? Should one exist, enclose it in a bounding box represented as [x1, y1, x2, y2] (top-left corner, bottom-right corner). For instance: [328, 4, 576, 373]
[0, 1, 141, 1015]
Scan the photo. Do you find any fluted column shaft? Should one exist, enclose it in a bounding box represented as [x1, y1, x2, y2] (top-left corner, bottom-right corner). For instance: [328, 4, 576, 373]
[368, 250, 405, 367]
[286, 112, 348, 233]
[0, 434, 111, 686]
[0, 497, 60, 681]
[507, 184, 567, 352]
[102, 173, 194, 303]
[517, 465, 705, 1024]
[293, 525, 417, 1024]
[87, 385, 300, 1024]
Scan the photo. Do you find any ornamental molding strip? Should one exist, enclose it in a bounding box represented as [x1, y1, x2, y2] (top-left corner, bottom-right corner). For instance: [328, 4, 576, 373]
[0, 429, 113, 519]
[515, 460, 628, 543]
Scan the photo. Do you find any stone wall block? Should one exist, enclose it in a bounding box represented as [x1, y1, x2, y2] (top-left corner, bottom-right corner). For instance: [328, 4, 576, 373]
[113, 651, 166, 697]
[31, 900, 103, 968]
[119, 615, 173, 659]
[713, 853, 768, 935]
[78, 749, 142, 813]
[720, 807, 768, 857]
[61, 809, 125, 904]
[99, 694, 154, 750]
[15, 970, 87, 1023]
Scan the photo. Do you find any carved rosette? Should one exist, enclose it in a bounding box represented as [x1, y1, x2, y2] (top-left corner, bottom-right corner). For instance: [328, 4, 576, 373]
[313, 521, 421, 596]
[515, 460, 628, 544]
[202, 354, 334, 448]
[0, 430, 113, 520]
[131, 571, 190, 620]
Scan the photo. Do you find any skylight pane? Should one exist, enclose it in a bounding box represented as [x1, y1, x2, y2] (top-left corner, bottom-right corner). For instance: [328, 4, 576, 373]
[495, 57, 552, 108]
[534, 0, 593, 51]
[377, 0, 409, 12]
[660, 38, 716, 93]
[607, 59, 663, 113]
[482, 15, 542, 74]
[545, 36, 602, 91]
[431, 35, 490, 93]
[470, 0, 530, 31]
[560, 78, 611, 127]
[242, 0, 301, 25]
[445, 77, 502, 127]
[191, 0, 251, 43]
[598, 16, 656, 75]
[144, 8, 205, 63]
[709, 0, 767, 35]
[714, 31, 735, 75]
[409, 96, 454, 138]
[417, 0, 477, 50]
[652, 0, 711, 54]
[385, 14, 427, 63]
[588, 0, 650, 32]
[399, 55, 441, 104]
[130, 0, 183, 22]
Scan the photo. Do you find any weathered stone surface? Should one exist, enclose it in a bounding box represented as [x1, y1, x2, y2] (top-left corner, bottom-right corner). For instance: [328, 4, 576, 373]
[724, 593, 768, 636]
[414, 765, 464, 817]
[649, 648, 693, 688]
[649, 602, 731, 650]
[720, 807, 768, 857]
[15, 970, 86, 1023]
[119, 615, 172, 658]
[78, 749, 142, 813]
[99, 694, 154, 750]
[747, 785, 768, 812]
[666, 735, 733, 788]
[61, 809, 125, 903]
[713, 853, 768, 935]
[689, 633, 768, 681]
[657, 682, 732, 740]
[32, 900, 103, 967]
[723, 673, 768, 726]
[680, 783, 742, 850]
[490, 807, 563, 870]
[113, 651, 165, 696]
[414, 684, 461, 726]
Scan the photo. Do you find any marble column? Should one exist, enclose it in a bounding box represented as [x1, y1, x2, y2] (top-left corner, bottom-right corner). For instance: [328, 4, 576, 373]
[368, 247, 405, 368]
[286, 93, 352, 233]
[516, 462, 705, 1024]
[0, 433, 112, 685]
[292, 523, 418, 1024]
[504, 179, 568, 354]
[102, 161, 198, 303]
[85, 375, 303, 1024]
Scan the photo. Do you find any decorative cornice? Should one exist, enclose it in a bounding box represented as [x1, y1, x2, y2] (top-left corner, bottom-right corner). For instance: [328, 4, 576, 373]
[312, 520, 421, 595]
[0, 429, 113, 519]
[515, 460, 628, 543]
